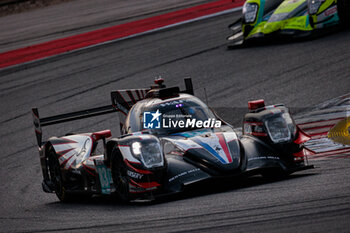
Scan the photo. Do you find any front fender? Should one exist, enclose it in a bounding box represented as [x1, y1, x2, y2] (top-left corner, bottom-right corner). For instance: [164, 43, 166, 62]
[309, 0, 339, 28]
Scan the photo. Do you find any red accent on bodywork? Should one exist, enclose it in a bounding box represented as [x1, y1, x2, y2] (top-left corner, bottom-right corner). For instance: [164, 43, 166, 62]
[154, 77, 164, 85]
[248, 99, 265, 111]
[251, 132, 267, 136]
[129, 179, 160, 189]
[324, 5, 337, 16]
[126, 90, 136, 104]
[52, 138, 78, 145]
[61, 154, 74, 167]
[216, 133, 232, 163]
[117, 91, 130, 109]
[294, 126, 311, 144]
[125, 160, 152, 174]
[57, 148, 75, 159]
[82, 163, 96, 171]
[244, 121, 263, 125]
[118, 110, 128, 116]
[135, 90, 141, 100]
[82, 164, 96, 176]
[35, 129, 42, 134]
[293, 148, 315, 157]
[91, 130, 112, 141]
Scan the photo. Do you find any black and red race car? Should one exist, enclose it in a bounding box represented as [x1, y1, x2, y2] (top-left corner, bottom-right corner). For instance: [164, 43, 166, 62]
[32, 78, 313, 202]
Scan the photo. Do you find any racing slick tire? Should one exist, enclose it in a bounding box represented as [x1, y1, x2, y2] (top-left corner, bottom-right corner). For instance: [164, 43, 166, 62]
[338, 0, 350, 26]
[111, 148, 131, 202]
[47, 146, 76, 202]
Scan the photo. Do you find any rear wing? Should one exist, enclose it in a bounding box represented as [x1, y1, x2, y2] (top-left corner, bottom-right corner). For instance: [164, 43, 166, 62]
[32, 78, 194, 147]
[32, 105, 116, 147]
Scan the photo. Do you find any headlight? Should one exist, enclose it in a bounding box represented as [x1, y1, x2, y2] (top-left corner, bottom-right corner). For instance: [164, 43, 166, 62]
[131, 141, 163, 168]
[265, 116, 291, 143]
[132, 141, 142, 155]
[308, 0, 324, 14]
[243, 3, 258, 23]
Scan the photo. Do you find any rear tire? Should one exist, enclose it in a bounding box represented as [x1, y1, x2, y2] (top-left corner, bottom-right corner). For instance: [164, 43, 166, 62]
[111, 149, 131, 202]
[47, 146, 76, 202]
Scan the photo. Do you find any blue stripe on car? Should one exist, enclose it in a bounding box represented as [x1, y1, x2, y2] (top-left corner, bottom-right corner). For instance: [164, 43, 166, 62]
[191, 137, 227, 164]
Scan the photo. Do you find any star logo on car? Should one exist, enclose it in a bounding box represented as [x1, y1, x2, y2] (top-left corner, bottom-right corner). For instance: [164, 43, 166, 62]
[151, 109, 161, 122]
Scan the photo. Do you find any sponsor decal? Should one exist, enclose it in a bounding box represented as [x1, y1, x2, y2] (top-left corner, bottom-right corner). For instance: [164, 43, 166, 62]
[127, 170, 144, 179]
[163, 118, 221, 128]
[248, 156, 280, 161]
[169, 168, 200, 182]
[94, 160, 113, 194]
[143, 109, 221, 129]
[324, 6, 337, 17]
[143, 110, 162, 129]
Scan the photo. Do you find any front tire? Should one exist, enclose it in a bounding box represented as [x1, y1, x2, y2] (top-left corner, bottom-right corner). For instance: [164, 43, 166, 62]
[111, 149, 131, 202]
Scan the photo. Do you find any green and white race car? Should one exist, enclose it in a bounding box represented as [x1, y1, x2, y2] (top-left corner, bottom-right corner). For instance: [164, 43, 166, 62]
[227, 0, 350, 46]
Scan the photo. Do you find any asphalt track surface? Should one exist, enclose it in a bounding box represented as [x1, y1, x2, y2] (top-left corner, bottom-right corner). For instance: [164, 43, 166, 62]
[0, 0, 214, 53]
[1, 4, 350, 233]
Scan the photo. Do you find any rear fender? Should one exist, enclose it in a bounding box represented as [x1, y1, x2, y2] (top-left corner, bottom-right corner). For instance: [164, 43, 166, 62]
[48, 135, 93, 170]
[44, 131, 111, 194]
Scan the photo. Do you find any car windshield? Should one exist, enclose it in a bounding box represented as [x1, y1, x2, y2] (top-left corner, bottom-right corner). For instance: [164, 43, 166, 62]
[142, 97, 217, 135]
